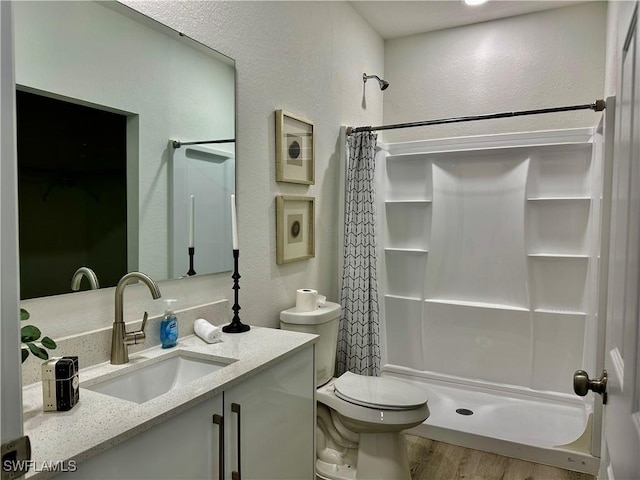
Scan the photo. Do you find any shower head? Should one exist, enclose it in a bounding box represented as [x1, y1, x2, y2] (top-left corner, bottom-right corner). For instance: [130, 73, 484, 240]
[363, 73, 389, 91]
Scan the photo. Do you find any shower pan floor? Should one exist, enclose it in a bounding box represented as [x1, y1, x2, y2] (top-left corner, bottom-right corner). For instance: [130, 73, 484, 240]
[388, 373, 599, 475]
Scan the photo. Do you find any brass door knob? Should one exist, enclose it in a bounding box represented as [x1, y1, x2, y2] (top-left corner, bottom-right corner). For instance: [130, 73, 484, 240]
[573, 369, 608, 404]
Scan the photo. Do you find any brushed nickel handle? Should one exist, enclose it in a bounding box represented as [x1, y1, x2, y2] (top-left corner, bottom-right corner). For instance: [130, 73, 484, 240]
[140, 311, 148, 332]
[212, 414, 224, 480]
[573, 369, 608, 404]
[124, 312, 148, 346]
[231, 403, 241, 480]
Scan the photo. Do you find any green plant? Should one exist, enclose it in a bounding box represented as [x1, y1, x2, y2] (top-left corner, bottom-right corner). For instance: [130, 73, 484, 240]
[20, 308, 57, 363]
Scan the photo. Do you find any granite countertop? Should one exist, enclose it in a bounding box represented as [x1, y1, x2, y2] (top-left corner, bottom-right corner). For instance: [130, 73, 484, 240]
[22, 327, 317, 479]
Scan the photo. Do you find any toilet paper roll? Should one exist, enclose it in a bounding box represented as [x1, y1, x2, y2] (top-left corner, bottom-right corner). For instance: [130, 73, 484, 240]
[296, 289, 318, 312]
[317, 294, 327, 307]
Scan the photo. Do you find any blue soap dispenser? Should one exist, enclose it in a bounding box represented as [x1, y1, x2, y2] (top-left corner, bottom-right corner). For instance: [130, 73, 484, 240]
[160, 299, 178, 348]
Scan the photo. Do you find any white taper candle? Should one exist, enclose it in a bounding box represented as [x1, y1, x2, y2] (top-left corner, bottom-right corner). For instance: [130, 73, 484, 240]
[231, 194, 239, 250]
[189, 195, 195, 248]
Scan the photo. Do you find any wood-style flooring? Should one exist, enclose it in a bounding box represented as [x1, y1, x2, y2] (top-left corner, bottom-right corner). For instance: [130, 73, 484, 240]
[406, 435, 596, 480]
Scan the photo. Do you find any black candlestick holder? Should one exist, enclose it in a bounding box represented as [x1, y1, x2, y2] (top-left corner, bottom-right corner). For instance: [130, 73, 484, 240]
[223, 249, 250, 333]
[187, 247, 197, 276]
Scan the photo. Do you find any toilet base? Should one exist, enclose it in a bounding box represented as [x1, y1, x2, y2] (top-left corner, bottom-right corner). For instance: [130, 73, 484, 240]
[316, 460, 356, 480]
[316, 432, 411, 480]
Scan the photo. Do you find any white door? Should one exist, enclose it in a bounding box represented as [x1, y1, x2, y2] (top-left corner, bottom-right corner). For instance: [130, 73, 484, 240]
[601, 3, 640, 479]
[1, 0, 27, 469]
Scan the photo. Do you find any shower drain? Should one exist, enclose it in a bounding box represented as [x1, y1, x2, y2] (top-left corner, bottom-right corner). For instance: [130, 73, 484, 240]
[455, 408, 474, 416]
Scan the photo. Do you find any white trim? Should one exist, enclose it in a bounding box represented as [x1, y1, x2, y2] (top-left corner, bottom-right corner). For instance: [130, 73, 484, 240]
[1, 0, 24, 444]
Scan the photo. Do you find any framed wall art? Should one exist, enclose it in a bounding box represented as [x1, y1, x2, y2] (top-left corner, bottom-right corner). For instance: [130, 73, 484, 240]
[275, 110, 315, 185]
[276, 195, 315, 264]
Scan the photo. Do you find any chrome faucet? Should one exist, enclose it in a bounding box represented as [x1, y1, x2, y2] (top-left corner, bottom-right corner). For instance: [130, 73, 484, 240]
[71, 266, 100, 291]
[111, 272, 162, 365]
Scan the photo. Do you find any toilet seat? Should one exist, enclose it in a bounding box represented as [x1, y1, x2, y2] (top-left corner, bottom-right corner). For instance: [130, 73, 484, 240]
[333, 372, 428, 410]
[317, 375, 430, 432]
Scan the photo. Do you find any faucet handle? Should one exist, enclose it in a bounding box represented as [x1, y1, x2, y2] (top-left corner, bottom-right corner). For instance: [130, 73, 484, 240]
[124, 312, 148, 346]
[140, 311, 149, 332]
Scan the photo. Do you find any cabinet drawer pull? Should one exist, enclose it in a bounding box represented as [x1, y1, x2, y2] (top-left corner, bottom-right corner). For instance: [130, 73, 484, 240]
[231, 403, 241, 480]
[212, 414, 224, 480]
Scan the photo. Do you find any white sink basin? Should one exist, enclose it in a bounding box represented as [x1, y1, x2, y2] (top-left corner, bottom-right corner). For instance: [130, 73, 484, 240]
[84, 352, 235, 404]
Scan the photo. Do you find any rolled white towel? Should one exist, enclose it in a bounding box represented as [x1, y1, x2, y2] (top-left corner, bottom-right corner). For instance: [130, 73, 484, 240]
[194, 318, 222, 344]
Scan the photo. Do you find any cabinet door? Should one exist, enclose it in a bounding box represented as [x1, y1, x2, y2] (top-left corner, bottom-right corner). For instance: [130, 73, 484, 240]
[224, 346, 315, 480]
[63, 393, 224, 479]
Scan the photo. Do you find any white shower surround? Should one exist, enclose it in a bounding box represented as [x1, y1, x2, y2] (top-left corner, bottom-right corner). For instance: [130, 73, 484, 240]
[378, 127, 605, 472]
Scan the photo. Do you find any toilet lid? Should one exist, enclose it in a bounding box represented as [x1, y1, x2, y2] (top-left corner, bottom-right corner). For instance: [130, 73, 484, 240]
[333, 372, 428, 410]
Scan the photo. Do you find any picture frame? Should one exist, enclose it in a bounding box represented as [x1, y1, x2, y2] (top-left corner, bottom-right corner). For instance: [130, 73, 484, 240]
[275, 110, 315, 185]
[276, 195, 315, 264]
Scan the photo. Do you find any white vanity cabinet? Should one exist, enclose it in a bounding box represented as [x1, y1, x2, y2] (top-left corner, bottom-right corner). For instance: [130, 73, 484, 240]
[58, 345, 314, 480]
[66, 393, 224, 479]
[223, 347, 315, 479]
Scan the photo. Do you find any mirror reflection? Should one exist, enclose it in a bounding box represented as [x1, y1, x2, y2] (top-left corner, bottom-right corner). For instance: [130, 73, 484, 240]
[14, 1, 236, 299]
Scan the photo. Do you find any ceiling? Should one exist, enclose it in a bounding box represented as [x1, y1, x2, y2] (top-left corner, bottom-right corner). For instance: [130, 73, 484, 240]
[348, 1, 590, 39]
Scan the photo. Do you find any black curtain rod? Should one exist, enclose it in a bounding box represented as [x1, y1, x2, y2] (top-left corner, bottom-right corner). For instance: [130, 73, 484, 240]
[346, 99, 606, 136]
[172, 139, 235, 149]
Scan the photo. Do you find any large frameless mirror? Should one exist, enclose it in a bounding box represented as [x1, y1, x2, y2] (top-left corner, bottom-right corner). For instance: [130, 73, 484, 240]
[13, 1, 236, 299]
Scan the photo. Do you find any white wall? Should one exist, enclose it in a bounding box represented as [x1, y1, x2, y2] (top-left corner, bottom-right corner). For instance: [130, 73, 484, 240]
[118, 0, 385, 327]
[20, 1, 384, 340]
[382, 2, 607, 143]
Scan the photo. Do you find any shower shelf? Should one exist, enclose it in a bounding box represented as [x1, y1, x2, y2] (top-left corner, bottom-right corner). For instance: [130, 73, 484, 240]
[527, 253, 589, 258]
[385, 248, 428, 253]
[384, 294, 422, 302]
[386, 193, 593, 205]
[386, 153, 431, 162]
[420, 300, 587, 316]
[424, 298, 529, 312]
[526, 196, 591, 201]
[534, 308, 586, 315]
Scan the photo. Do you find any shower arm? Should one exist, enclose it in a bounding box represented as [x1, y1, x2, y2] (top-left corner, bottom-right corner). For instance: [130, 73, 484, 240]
[346, 99, 606, 136]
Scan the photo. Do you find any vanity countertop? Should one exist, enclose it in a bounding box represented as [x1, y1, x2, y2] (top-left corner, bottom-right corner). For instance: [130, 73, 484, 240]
[22, 326, 317, 479]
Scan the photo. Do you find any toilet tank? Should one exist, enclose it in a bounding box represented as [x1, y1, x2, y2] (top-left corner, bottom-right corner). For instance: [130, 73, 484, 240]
[280, 301, 341, 387]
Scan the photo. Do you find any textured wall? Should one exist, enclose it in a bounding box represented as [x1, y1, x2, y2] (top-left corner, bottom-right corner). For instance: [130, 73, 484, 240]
[20, 1, 384, 339]
[381, 2, 607, 143]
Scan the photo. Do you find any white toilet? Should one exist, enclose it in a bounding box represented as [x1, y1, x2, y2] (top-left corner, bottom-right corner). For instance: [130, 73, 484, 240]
[280, 302, 430, 480]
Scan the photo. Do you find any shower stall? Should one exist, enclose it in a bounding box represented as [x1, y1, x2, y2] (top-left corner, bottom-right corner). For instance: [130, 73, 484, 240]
[365, 115, 612, 474]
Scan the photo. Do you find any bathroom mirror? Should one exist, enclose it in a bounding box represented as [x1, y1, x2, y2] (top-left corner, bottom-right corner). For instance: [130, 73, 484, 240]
[13, 1, 236, 299]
